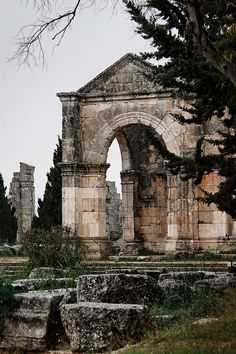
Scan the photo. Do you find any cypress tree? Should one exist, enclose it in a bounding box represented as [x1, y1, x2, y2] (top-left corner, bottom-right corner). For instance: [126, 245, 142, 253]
[32, 137, 62, 229]
[0, 173, 17, 244]
[124, 0, 236, 218]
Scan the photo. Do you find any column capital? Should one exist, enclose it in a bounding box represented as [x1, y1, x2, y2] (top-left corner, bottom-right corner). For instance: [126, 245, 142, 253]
[120, 170, 139, 184]
[60, 163, 110, 176]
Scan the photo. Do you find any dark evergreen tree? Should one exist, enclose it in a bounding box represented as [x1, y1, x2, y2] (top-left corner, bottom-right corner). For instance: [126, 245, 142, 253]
[124, 0, 236, 218]
[32, 137, 62, 229]
[0, 173, 17, 244]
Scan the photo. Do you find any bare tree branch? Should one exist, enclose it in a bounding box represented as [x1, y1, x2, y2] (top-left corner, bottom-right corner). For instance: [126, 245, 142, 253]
[11, 0, 121, 68]
[11, 1, 82, 68]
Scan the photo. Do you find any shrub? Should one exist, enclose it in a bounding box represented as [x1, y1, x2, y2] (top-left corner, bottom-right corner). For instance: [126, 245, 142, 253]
[0, 275, 16, 333]
[20, 226, 82, 271]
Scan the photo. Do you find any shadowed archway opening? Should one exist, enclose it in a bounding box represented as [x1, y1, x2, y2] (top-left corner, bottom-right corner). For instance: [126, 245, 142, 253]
[105, 124, 168, 255]
[106, 138, 123, 253]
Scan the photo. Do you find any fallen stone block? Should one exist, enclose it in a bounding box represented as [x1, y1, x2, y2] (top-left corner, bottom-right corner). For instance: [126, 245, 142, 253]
[194, 273, 236, 293]
[0, 289, 69, 352]
[159, 279, 192, 304]
[61, 302, 148, 352]
[159, 271, 215, 285]
[77, 273, 162, 304]
[29, 267, 65, 279]
[12, 277, 76, 292]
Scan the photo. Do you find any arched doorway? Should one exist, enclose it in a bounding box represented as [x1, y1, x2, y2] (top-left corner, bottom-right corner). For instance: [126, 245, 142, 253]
[104, 124, 168, 255]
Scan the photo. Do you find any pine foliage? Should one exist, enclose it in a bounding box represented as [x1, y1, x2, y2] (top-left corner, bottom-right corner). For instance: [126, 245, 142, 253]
[0, 173, 17, 244]
[32, 137, 62, 229]
[124, 0, 236, 218]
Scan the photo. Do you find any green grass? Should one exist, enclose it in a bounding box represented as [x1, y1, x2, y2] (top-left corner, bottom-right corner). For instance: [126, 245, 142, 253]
[121, 287, 236, 354]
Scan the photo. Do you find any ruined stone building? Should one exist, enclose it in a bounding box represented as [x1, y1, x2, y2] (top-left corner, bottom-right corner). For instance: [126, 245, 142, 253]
[57, 53, 236, 259]
[9, 163, 35, 242]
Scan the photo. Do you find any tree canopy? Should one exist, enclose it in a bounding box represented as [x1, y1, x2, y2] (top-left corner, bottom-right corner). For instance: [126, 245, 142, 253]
[0, 173, 17, 245]
[124, 0, 236, 218]
[32, 137, 62, 229]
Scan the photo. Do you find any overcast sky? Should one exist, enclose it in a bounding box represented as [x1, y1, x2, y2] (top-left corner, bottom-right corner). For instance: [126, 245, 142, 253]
[0, 1, 151, 205]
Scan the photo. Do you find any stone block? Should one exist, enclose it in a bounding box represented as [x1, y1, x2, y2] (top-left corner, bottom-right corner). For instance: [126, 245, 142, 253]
[29, 267, 65, 279]
[159, 271, 215, 285]
[12, 278, 76, 292]
[0, 290, 69, 352]
[60, 302, 148, 352]
[77, 273, 162, 304]
[194, 273, 236, 293]
[159, 279, 192, 303]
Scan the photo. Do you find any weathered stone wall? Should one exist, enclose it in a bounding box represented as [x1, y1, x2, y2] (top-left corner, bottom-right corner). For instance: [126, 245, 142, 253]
[9, 163, 35, 242]
[124, 125, 168, 253]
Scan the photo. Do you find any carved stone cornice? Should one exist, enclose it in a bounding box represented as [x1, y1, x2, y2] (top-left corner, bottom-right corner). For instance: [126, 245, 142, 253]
[60, 163, 110, 176]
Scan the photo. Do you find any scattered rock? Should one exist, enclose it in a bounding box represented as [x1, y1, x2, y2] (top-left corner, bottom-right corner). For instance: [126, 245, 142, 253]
[194, 273, 236, 292]
[159, 279, 192, 303]
[192, 317, 219, 325]
[77, 273, 162, 304]
[12, 278, 76, 292]
[159, 271, 214, 285]
[29, 267, 65, 279]
[60, 302, 148, 352]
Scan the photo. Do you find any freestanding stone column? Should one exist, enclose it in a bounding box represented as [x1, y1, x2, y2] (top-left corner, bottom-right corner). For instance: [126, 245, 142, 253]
[9, 163, 35, 242]
[61, 163, 110, 259]
[121, 170, 141, 254]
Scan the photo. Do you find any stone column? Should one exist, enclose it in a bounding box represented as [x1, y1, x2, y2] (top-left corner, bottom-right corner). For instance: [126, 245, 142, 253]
[9, 163, 35, 243]
[120, 170, 141, 254]
[61, 163, 78, 233]
[61, 163, 110, 259]
[58, 94, 80, 165]
[197, 172, 230, 250]
[165, 174, 199, 253]
[78, 163, 110, 259]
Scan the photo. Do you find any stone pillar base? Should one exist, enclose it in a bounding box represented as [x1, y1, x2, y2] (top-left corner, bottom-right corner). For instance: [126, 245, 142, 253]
[80, 237, 110, 260]
[121, 240, 143, 255]
[165, 238, 200, 254]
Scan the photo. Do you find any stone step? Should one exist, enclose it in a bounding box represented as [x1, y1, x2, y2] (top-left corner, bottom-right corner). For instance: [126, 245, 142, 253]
[84, 260, 229, 274]
[0, 257, 29, 278]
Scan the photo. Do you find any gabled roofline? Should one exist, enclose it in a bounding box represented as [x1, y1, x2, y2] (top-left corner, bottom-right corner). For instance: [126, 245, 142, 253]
[77, 53, 156, 94]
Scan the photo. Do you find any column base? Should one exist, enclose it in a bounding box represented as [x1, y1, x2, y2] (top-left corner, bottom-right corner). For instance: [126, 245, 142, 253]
[121, 240, 143, 255]
[80, 237, 111, 260]
[165, 238, 200, 254]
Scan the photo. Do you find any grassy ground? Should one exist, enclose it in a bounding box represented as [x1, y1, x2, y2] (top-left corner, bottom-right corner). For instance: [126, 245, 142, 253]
[120, 287, 236, 354]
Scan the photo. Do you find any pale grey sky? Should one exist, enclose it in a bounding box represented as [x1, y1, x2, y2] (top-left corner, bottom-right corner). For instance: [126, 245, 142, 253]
[0, 1, 151, 204]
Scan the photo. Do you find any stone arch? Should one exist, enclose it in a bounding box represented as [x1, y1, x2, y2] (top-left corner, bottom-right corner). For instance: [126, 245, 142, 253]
[109, 130, 132, 171]
[100, 120, 170, 255]
[96, 111, 182, 165]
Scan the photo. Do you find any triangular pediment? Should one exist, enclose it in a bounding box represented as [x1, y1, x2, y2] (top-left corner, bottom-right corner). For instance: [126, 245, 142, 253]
[77, 53, 161, 95]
